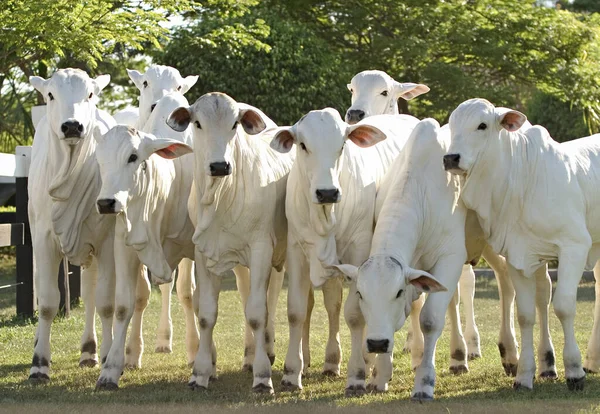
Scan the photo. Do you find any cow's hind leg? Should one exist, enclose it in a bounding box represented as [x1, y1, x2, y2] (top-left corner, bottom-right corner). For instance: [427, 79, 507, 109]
[322, 277, 343, 376]
[460, 265, 481, 360]
[448, 288, 469, 375]
[410, 295, 425, 371]
[302, 287, 315, 373]
[155, 279, 174, 354]
[124, 266, 150, 369]
[584, 260, 600, 373]
[266, 266, 284, 366]
[234, 265, 254, 371]
[176, 258, 199, 367]
[79, 261, 98, 368]
[536, 266, 557, 379]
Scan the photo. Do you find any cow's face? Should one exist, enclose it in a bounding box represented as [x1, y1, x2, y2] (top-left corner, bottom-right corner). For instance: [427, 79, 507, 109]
[345, 70, 429, 124]
[166, 93, 266, 177]
[127, 65, 198, 126]
[445, 98, 527, 175]
[94, 125, 192, 214]
[270, 108, 387, 204]
[335, 257, 446, 354]
[30, 69, 110, 144]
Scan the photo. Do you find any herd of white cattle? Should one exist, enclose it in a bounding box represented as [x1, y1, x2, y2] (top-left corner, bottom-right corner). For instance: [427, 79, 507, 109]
[22, 65, 600, 401]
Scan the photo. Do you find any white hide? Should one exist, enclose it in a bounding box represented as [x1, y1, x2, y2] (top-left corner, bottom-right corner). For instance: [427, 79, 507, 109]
[27, 68, 116, 380]
[446, 98, 600, 389]
[113, 107, 139, 127]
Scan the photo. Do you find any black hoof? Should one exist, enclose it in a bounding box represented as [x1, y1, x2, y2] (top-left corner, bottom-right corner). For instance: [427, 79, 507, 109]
[468, 353, 481, 361]
[566, 376, 585, 391]
[411, 392, 433, 402]
[540, 370, 558, 380]
[268, 354, 276, 365]
[242, 363, 253, 373]
[366, 383, 385, 393]
[322, 369, 339, 377]
[583, 367, 597, 374]
[252, 383, 274, 394]
[503, 363, 518, 377]
[512, 381, 532, 391]
[188, 382, 208, 391]
[155, 346, 172, 354]
[79, 359, 98, 368]
[280, 380, 301, 392]
[95, 379, 118, 391]
[28, 372, 50, 383]
[209, 374, 218, 382]
[449, 365, 468, 375]
[344, 384, 366, 397]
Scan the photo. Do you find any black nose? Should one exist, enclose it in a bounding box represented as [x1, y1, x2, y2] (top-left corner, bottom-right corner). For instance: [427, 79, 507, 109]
[366, 338, 390, 354]
[315, 188, 340, 204]
[345, 109, 365, 124]
[60, 120, 84, 138]
[443, 154, 461, 171]
[96, 198, 116, 214]
[209, 162, 232, 176]
[150, 103, 157, 112]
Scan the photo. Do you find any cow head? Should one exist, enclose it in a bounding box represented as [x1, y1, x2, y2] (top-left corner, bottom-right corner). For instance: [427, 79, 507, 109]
[166, 92, 267, 177]
[30, 69, 110, 144]
[270, 108, 386, 204]
[345, 70, 429, 124]
[94, 125, 192, 214]
[444, 98, 527, 175]
[334, 256, 446, 354]
[127, 65, 198, 127]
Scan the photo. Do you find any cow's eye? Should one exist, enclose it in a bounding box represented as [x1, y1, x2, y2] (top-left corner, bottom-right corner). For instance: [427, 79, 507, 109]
[396, 289, 403, 299]
[89, 92, 93, 99]
[143, 81, 148, 88]
[381, 90, 388, 97]
[177, 85, 182, 91]
[357, 291, 363, 300]
[48, 92, 54, 101]
[195, 121, 202, 129]
[477, 123, 487, 131]
[128, 154, 138, 164]
[232, 121, 238, 130]
[300, 143, 307, 151]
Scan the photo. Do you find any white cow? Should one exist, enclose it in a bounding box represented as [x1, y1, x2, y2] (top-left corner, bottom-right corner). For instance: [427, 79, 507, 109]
[333, 118, 470, 400]
[345, 69, 550, 375]
[166, 92, 292, 393]
[28, 68, 116, 380]
[270, 109, 419, 394]
[444, 98, 600, 390]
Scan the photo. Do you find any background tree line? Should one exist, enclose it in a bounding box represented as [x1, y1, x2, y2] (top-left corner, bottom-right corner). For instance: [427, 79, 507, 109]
[1, 0, 599, 154]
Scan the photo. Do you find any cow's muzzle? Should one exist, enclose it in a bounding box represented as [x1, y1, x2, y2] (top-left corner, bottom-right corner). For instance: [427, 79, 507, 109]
[443, 154, 461, 171]
[61, 120, 84, 139]
[209, 162, 232, 176]
[345, 109, 365, 125]
[96, 198, 117, 214]
[315, 188, 340, 204]
[366, 338, 390, 354]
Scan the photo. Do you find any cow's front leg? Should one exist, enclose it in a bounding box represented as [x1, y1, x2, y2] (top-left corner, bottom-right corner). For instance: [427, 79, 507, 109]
[247, 242, 275, 394]
[448, 288, 469, 375]
[344, 281, 367, 397]
[535, 265, 557, 379]
[302, 287, 315, 372]
[233, 265, 254, 371]
[95, 233, 116, 367]
[266, 266, 284, 366]
[322, 277, 343, 376]
[155, 278, 174, 354]
[410, 295, 425, 370]
[189, 253, 221, 390]
[95, 238, 139, 390]
[79, 260, 99, 368]
[585, 260, 600, 373]
[367, 352, 393, 393]
[460, 264, 481, 360]
[124, 266, 150, 369]
[29, 234, 62, 382]
[411, 254, 463, 401]
[176, 258, 199, 367]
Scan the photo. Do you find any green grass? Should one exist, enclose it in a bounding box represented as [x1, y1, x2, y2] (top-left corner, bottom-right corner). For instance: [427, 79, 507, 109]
[0, 253, 599, 413]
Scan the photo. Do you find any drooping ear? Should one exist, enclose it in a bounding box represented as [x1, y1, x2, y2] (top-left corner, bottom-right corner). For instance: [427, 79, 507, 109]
[346, 83, 353, 92]
[239, 108, 267, 135]
[93, 74, 111, 95]
[180, 75, 199, 94]
[127, 69, 145, 90]
[29, 76, 48, 95]
[393, 81, 430, 101]
[496, 108, 527, 132]
[92, 125, 105, 143]
[167, 106, 192, 132]
[332, 264, 359, 283]
[141, 133, 193, 160]
[345, 123, 387, 148]
[270, 127, 296, 153]
[406, 267, 447, 293]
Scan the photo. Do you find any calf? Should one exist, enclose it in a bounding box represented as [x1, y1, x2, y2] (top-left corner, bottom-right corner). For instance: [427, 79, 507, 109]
[271, 109, 418, 394]
[167, 92, 292, 393]
[28, 69, 116, 380]
[445, 98, 600, 390]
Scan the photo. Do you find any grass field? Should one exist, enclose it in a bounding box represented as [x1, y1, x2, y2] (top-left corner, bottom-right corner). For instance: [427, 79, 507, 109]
[1, 252, 600, 414]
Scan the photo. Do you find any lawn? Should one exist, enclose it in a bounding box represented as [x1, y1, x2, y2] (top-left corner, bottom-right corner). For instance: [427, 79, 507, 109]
[0, 252, 599, 414]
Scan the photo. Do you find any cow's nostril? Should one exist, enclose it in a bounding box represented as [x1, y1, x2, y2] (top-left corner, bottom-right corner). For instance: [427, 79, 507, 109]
[77, 124, 83, 132]
[61, 124, 68, 133]
[96, 198, 117, 214]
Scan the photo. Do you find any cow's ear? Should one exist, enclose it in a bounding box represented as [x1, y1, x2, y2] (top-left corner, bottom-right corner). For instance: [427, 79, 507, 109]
[270, 127, 296, 153]
[239, 108, 267, 135]
[29, 76, 48, 95]
[406, 267, 447, 293]
[127, 69, 145, 90]
[345, 123, 387, 148]
[93, 125, 105, 143]
[93, 74, 111, 95]
[496, 108, 527, 132]
[332, 264, 359, 283]
[180, 75, 199, 94]
[347, 83, 353, 92]
[393, 81, 430, 101]
[141, 133, 193, 160]
[167, 107, 192, 132]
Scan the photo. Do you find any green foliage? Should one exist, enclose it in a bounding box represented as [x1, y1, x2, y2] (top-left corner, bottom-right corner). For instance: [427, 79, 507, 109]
[527, 91, 590, 142]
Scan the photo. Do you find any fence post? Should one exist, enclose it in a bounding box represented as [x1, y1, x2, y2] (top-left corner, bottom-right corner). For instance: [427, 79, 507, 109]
[15, 146, 34, 318]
